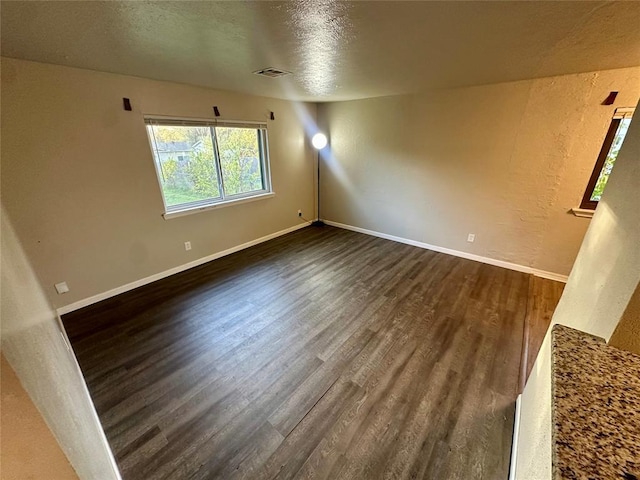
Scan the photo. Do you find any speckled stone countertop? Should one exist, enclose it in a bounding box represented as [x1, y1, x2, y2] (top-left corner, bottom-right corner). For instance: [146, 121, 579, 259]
[552, 324, 640, 480]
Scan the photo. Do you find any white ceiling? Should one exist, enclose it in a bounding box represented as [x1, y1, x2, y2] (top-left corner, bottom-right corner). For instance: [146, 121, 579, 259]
[2, 1, 639, 102]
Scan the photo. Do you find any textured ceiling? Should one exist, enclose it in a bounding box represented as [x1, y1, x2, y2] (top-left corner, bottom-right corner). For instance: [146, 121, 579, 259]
[2, 1, 639, 102]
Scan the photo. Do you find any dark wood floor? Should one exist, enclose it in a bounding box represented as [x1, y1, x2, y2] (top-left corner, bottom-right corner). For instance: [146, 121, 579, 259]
[520, 276, 564, 391]
[63, 226, 562, 480]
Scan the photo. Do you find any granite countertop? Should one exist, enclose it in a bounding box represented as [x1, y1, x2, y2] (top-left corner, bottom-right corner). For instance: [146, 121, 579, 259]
[552, 324, 640, 480]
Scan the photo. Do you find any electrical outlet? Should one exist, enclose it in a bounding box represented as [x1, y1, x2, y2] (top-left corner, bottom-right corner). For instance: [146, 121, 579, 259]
[298, 209, 302, 217]
[467, 233, 475, 243]
[55, 282, 69, 294]
[184, 241, 192, 251]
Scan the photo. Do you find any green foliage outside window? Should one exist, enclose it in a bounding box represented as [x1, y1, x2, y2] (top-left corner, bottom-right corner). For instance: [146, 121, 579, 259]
[187, 149, 221, 198]
[590, 118, 631, 202]
[147, 124, 267, 209]
[216, 127, 263, 195]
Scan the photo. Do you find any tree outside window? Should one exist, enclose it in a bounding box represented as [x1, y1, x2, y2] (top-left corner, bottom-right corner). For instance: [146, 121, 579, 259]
[580, 109, 634, 210]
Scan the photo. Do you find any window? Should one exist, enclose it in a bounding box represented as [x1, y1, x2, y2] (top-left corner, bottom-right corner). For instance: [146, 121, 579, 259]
[145, 118, 272, 216]
[580, 108, 634, 210]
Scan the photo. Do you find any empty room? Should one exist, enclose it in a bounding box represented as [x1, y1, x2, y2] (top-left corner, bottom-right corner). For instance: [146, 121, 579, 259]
[1, 1, 639, 479]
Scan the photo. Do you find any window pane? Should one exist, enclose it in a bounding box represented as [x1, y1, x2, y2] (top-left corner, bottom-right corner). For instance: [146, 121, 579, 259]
[147, 125, 220, 207]
[590, 118, 631, 202]
[216, 127, 265, 196]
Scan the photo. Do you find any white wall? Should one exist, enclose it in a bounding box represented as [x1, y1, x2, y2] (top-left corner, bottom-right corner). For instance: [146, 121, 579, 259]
[1, 57, 316, 310]
[0, 208, 121, 480]
[514, 101, 640, 478]
[317, 67, 640, 277]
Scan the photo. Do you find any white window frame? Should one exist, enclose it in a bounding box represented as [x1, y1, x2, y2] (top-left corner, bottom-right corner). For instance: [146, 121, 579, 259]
[144, 116, 274, 219]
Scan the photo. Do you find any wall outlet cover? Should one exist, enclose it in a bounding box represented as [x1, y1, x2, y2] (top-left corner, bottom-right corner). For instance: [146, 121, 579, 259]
[55, 282, 69, 294]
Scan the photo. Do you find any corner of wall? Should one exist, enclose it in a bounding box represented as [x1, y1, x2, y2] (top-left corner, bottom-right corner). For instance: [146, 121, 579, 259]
[1, 206, 121, 480]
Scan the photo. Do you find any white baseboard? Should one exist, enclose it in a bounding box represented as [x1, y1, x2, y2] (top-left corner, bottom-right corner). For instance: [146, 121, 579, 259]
[529, 268, 568, 283]
[58, 219, 566, 316]
[322, 220, 568, 283]
[510, 394, 522, 480]
[56, 221, 311, 316]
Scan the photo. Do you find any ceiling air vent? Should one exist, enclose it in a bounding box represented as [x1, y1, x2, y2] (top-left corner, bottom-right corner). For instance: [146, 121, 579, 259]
[253, 68, 292, 78]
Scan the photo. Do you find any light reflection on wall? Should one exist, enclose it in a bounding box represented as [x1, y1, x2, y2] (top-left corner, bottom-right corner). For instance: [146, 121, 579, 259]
[319, 143, 354, 194]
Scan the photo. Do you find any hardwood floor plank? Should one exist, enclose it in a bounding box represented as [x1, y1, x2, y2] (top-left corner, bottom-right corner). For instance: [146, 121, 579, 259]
[519, 276, 564, 389]
[62, 226, 561, 479]
[268, 326, 376, 437]
[258, 379, 364, 480]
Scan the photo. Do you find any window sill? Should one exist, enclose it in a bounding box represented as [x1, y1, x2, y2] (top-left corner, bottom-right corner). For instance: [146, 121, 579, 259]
[162, 192, 275, 220]
[570, 207, 595, 218]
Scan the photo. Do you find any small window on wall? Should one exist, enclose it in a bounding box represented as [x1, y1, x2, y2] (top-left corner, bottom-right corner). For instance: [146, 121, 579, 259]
[580, 108, 634, 210]
[145, 118, 272, 216]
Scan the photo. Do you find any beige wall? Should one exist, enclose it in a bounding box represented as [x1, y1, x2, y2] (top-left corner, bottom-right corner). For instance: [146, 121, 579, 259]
[317, 67, 640, 277]
[1, 57, 316, 309]
[609, 282, 640, 355]
[514, 101, 640, 478]
[1, 355, 79, 480]
[0, 208, 121, 479]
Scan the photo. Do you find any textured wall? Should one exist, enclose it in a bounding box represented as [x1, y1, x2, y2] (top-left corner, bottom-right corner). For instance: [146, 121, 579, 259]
[1, 355, 79, 480]
[1, 57, 316, 309]
[1, 209, 121, 479]
[515, 102, 640, 478]
[317, 67, 640, 277]
[608, 282, 640, 355]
